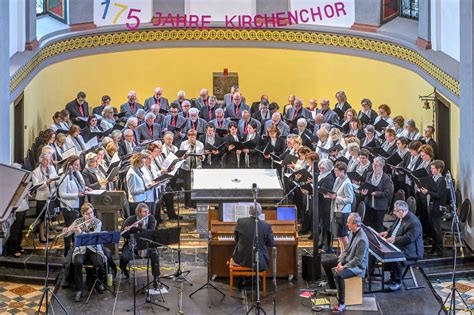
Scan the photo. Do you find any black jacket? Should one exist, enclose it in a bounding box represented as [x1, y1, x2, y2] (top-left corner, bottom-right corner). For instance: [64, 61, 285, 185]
[121, 215, 157, 244]
[426, 176, 447, 218]
[364, 172, 394, 210]
[387, 211, 424, 260]
[233, 217, 275, 270]
[82, 167, 102, 190]
[66, 99, 90, 121]
[199, 134, 223, 168]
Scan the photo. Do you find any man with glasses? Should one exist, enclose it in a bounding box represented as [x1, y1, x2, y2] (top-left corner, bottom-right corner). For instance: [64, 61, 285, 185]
[379, 200, 423, 291]
[144, 87, 169, 111]
[319, 99, 339, 125]
[321, 213, 369, 312]
[66, 91, 89, 121]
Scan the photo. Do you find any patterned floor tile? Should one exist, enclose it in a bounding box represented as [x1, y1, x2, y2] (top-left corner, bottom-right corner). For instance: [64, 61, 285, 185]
[431, 278, 474, 312]
[0, 283, 44, 314]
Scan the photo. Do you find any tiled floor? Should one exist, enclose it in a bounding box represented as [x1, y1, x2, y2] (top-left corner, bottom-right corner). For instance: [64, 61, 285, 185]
[431, 277, 474, 314]
[0, 282, 45, 314]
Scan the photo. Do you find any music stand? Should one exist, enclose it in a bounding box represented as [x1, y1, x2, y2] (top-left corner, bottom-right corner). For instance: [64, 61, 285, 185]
[128, 228, 181, 313]
[75, 231, 120, 303]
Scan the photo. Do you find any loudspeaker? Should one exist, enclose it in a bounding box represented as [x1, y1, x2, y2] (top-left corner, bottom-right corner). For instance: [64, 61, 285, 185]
[302, 254, 321, 281]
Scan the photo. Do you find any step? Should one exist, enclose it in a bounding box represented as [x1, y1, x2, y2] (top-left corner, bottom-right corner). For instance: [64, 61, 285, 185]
[0, 254, 64, 271]
[0, 266, 59, 285]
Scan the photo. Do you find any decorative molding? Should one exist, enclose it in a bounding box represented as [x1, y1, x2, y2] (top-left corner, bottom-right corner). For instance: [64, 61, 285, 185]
[9, 28, 460, 98]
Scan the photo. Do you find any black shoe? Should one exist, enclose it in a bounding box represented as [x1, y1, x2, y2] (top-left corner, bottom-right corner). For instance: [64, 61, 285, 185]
[389, 283, 401, 291]
[433, 251, 444, 257]
[74, 291, 83, 302]
[308, 233, 313, 240]
[122, 269, 130, 279]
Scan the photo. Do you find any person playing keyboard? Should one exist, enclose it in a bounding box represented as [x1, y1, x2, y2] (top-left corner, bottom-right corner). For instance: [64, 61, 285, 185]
[379, 200, 423, 291]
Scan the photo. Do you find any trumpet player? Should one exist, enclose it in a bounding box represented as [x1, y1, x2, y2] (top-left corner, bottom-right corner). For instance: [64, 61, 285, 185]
[63, 203, 106, 302]
[119, 203, 160, 281]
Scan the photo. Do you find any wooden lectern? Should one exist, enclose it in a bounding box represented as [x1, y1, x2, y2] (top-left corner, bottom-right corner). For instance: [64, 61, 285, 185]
[87, 190, 125, 257]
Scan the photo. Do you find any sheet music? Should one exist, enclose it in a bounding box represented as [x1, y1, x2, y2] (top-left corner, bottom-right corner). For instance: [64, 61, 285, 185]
[109, 152, 120, 166]
[61, 147, 76, 160]
[234, 205, 249, 221]
[168, 160, 186, 176]
[162, 152, 178, 170]
[85, 137, 99, 150]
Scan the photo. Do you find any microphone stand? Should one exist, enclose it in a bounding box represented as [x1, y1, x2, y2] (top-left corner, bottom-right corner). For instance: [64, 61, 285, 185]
[247, 183, 266, 315]
[189, 229, 226, 302]
[437, 172, 470, 315]
[276, 181, 301, 206]
[161, 189, 194, 285]
[35, 187, 69, 315]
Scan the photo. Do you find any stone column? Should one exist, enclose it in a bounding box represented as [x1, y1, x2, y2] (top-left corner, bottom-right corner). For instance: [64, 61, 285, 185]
[152, 0, 185, 23]
[68, 0, 96, 31]
[351, 0, 382, 32]
[25, 0, 39, 50]
[0, 0, 11, 164]
[417, 0, 432, 49]
[459, 0, 474, 248]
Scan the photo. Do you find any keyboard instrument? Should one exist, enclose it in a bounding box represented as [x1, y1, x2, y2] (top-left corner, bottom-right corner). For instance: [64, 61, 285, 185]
[209, 220, 298, 278]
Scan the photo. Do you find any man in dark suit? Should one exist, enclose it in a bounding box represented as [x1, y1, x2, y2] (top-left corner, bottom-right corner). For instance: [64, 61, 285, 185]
[199, 96, 218, 122]
[143, 87, 169, 111]
[92, 95, 117, 116]
[263, 112, 290, 137]
[209, 108, 230, 130]
[194, 88, 210, 110]
[135, 112, 162, 143]
[322, 213, 369, 312]
[380, 200, 424, 291]
[224, 85, 246, 108]
[119, 203, 159, 280]
[120, 91, 144, 117]
[183, 108, 207, 134]
[233, 203, 275, 271]
[285, 98, 313, 130]
[171, 90, 191, 111]
[65, 91, 89, 121]
[225, 92, 249, 119]
[149, 104, 166, 125]
[238, 110, 261, 136]
[319, 99, 339, 125]
[250, 94, 269, 115]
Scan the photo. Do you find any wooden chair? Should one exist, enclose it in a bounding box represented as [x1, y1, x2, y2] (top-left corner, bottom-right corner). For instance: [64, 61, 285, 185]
[227, 258, 266, 297]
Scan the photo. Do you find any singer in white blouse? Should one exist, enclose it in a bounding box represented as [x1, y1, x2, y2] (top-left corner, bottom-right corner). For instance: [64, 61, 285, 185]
[31, 153, 57, 242]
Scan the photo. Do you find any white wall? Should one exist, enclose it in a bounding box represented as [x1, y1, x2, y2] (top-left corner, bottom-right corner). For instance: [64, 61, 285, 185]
[431, 0, 460, 61]
[185, 0, 255, 21]
[9, 0, 26, 58]
[290, 0, 355, 27]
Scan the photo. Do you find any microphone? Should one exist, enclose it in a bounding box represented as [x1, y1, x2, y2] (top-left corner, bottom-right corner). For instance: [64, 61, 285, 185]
[252, 183, 259, 192]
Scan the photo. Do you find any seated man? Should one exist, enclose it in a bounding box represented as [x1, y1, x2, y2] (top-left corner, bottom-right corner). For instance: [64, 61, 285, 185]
[120, 203, 160, 283]
[380, 200, 423, 291]
[233, 203, 275, 272]
[322, 213, 369, 312]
